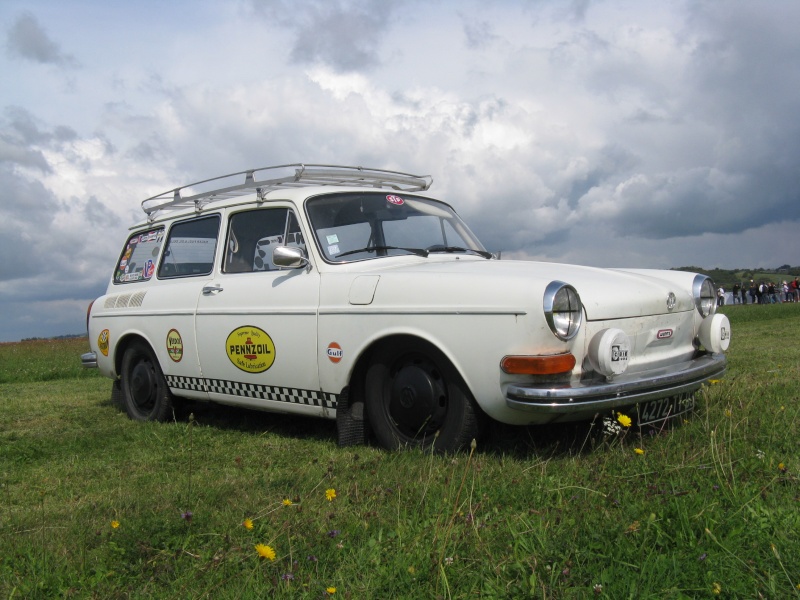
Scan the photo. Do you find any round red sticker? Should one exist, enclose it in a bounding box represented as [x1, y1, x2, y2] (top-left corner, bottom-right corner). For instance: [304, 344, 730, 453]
[327, 342, 343, 363]
[386, 195, 404, 206]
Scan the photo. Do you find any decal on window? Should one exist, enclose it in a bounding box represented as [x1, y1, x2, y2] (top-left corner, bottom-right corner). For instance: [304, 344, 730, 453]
[225, 326, 276, 373]
[386, 194, 404, 206]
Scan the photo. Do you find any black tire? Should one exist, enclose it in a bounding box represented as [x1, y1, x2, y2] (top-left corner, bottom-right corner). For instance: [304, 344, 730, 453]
[120, 341, 174, 422]
[365, 339, 483, 453]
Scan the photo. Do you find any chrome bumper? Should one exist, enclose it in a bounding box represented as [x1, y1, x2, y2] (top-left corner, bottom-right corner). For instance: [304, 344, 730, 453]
[506, 353, 726, 414]
[81, 352, 98, 369]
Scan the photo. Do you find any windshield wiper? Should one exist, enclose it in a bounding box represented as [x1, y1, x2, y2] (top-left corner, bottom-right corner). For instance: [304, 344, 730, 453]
[335, 245, 429, 259]
[428, 246, 493, 259]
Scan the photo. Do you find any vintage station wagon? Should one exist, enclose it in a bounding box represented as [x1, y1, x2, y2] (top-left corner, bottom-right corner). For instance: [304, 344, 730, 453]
[82, 164, 730, 452]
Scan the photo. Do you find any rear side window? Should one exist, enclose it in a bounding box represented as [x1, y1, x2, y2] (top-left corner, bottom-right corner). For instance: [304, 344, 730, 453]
[114, 228, 165, 284]
[158, 215, 220, 278]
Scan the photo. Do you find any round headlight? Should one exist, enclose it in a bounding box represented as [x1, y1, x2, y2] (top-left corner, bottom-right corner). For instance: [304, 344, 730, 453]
[544, 281, 583, 341]
[693, 275, 716, 318]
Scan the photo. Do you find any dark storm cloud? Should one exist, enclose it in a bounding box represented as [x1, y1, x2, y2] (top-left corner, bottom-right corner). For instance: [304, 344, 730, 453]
[248, 0, 404, 71]
[5, 11, 78, 67]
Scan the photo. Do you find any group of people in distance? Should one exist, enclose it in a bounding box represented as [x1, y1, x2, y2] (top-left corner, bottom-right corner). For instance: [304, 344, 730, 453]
[721, 278, 800, 306]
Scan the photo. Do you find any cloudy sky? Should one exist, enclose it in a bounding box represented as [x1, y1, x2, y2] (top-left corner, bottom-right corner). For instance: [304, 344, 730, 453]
[1, 0, 799, 342]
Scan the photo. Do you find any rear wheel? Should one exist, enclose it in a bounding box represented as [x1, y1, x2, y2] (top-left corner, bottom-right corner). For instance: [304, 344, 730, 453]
[120, 342, 174, 422]
[365, 339, 483, 453]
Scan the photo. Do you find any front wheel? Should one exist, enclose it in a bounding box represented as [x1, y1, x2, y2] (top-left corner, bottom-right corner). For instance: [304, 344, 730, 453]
[120, 342, 174, 422]
[365, 340, 483, 453]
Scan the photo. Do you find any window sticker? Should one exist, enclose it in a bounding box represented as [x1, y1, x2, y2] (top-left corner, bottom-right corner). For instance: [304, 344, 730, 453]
[115, 227, 164, 284]
[328, 244, 340, 256]
[386, 194, 404, 206]
[326, 234, 340, 244]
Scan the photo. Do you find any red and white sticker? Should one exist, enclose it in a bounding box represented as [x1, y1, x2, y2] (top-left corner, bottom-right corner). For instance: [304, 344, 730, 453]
[657, 329, 674, 340]
[327, 342, 343, 363]
[386, 195, 404, 206]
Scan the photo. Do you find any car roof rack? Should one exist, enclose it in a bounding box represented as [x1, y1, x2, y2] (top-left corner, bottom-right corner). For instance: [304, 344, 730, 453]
[141, 163, 433, 221]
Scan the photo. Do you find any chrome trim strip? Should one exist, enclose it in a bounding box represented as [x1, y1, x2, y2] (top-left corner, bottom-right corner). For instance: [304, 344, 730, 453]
[81, 352, 98, 369]
[319, 309, 526, 316]
[506, 353, 726, 413]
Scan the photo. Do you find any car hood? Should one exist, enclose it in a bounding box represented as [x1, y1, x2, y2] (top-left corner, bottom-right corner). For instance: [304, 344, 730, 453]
[350, 257, 696, 320]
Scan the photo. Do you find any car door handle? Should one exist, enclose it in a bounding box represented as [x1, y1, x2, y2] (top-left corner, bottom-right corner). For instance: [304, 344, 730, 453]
[202, 284, 224, 295]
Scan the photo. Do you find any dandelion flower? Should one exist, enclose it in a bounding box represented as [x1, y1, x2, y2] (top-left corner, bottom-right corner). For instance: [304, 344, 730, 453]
[282, 498, 293, 506]
[326, 586, 337, 594]
[634, 448, 645, 455]
[712, 582, 722, 595]
[709, 379, 720, 385]
[243, 518, 253, 530]
[325, 488, 337, 502]
[617, 413, 632, 428]
[255, 543, 276, 561]
[110, 520, 120, 529]
[778, 462, 787, 472]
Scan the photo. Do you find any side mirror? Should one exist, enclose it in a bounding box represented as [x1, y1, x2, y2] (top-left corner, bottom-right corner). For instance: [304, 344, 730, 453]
[273, 246, 309, 270]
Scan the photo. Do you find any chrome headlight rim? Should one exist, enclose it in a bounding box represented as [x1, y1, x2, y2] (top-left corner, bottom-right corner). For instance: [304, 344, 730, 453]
[693, 274, 717, 318]
[543, 281, 583, 341]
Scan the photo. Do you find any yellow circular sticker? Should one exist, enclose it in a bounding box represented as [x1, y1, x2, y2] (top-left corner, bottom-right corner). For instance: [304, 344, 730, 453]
[225, 326, 275, 373]
[98, 329, 109, 357]
[166, 329, 183, 362]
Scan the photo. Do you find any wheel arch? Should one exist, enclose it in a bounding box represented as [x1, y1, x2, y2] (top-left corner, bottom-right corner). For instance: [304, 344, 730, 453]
[113, 332, 156, 378]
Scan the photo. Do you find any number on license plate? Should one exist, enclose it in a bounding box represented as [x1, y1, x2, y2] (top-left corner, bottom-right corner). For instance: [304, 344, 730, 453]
[636, 394, 695, 425]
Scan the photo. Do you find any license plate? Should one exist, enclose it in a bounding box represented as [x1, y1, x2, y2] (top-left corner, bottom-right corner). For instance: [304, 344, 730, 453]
[634, 393, 695, 426]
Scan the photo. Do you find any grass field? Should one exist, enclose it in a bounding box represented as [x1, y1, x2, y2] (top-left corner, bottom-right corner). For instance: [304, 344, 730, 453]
[0, 307, 798, 598]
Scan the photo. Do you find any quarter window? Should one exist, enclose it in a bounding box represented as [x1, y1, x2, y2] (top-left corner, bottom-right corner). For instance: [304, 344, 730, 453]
[114, 228, 165, 284]
[158, 215, 220, 278]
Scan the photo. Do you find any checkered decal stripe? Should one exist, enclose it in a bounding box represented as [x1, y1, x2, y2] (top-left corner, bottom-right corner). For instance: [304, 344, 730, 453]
[165, 375, 337, 409]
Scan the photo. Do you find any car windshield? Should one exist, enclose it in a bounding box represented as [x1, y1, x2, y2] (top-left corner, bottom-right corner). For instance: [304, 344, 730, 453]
[306, 192, 487, 263]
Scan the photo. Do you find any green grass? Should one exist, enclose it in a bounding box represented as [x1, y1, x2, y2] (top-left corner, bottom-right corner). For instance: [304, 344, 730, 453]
[1, 309, 799, 598]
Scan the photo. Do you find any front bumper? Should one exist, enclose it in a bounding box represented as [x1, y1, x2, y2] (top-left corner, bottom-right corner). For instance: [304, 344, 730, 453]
[81, 352, 98, 369]
[506, 353, 726, 415]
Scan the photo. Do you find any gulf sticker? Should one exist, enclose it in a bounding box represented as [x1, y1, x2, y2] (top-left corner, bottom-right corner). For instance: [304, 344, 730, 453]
[98, 329, 110, 357]
[327, 342, 343, 363]
[226, 326, 276, 373]
[166, 329, 183, 362]
[386, 194, 404, 206]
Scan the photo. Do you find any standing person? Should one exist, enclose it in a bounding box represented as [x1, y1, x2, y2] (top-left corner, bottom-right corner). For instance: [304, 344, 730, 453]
[740, 282, 747, 304]
[783, 281, 791, 303]
[768, 281, 778, 304]
[732, 283, 741, 304]
[792, 278, 799, 302]
[749, 280, 757, 304]
[717, 286, 725, 307]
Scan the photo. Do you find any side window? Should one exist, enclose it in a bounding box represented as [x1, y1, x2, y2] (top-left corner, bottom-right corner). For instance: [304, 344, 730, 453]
[158, 215, 220, 278]
[225, 208, 305, 273]
[114, 227, 165, 284]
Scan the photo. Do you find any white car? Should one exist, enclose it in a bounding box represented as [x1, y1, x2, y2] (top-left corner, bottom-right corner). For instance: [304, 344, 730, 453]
[82, 164, 730, 452]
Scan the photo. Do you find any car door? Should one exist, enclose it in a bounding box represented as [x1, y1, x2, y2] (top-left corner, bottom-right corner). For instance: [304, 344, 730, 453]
[194, 206, 331, 416]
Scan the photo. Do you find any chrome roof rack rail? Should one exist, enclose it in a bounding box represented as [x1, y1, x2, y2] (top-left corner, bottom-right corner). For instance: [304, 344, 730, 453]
[141, 163, 433, 221]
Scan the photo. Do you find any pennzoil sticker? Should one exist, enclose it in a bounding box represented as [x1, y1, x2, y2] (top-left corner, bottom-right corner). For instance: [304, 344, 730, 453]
[327, 342, 343, 363]
[166, 329, 183, 362]
[226, 326, 276, 373]
[98, 329, 109, 357]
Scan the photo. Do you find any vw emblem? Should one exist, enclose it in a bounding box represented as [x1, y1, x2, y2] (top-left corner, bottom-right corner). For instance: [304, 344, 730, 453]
[666, 292, 677, 311]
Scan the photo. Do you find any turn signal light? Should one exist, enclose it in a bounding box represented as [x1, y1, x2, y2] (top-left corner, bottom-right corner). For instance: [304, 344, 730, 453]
[500, 353, 576, 375]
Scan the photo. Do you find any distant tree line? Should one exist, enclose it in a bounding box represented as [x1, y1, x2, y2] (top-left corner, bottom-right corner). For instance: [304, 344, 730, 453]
[672, 266, 800, 290]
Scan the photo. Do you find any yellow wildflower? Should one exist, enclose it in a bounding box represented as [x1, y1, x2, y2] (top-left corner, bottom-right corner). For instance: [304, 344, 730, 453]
[326, 586, 337, 594]
[243, 518, 253, 530]
[712, 582, 722, 595]
[255, 543, 276, 561]
[282, 498, 293, 506]
[778, 462, 787, 472]
[709, 379, 720, 385]
[617, 413, 632, 428]
[634, 448, 645, 455]
[325, 488, 337, 502]
[110, 520, 120, 529]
